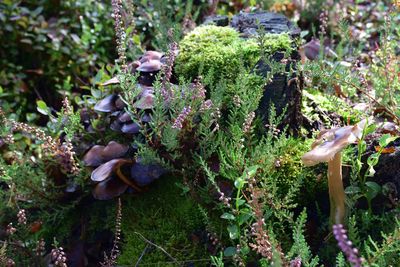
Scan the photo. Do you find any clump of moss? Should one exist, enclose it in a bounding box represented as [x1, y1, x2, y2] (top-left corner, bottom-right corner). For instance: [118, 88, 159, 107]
[175, 25, 292, 83]
[303, 88, 363, 124]
[117, 176, 206, 265]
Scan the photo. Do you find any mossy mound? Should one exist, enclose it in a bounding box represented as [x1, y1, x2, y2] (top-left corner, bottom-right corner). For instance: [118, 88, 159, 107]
[303, 88, 363, 124]
[118, 176, 207, 265]
[175, 25, 292, 83]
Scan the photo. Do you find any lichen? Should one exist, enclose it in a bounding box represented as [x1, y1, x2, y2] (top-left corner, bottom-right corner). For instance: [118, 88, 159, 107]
[175, 25, 292, 83]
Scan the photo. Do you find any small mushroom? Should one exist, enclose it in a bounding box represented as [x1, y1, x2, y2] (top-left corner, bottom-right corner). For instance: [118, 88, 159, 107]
[94, 94, 118, 113]
[121, 122, 141, 134]
[93, 175, 129, 200]
[139, 51, 163, 63]
[83, 145, 106, 167]
[301, 120, 366, 224]
[91, 159, 128, 182]
[134, 90, 155, 110]
[83, 141, 128, 167]
[101, 77, 120, 86]
[118, 112, 132, 123]
[137, 60, 162, 73]
[91, 158, 142, 200]
[137, 60, 163, 86]
[130, 162, 166, 186]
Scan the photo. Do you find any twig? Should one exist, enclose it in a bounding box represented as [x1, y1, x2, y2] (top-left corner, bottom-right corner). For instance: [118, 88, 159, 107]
[134, 244, 149, 267]
[133, 232, 179, 265]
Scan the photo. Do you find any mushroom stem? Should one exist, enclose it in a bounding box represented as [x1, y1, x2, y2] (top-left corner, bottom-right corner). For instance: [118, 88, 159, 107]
[327, 152, 346, 224]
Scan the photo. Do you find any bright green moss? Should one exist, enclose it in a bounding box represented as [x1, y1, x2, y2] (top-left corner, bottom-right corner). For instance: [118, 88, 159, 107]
[175, 25, 292, 83]
[303, 88, 363, 123]
[117, 176, 206, 265]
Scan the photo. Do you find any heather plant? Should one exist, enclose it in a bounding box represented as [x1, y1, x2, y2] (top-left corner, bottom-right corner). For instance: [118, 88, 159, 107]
[1, 1, 400, 266]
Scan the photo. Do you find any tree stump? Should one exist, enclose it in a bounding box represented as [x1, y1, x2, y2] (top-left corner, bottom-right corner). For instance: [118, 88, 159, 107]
[204, 11, 303, 135]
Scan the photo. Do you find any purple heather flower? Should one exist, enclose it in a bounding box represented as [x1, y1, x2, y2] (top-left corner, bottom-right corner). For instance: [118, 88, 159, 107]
[290, 257, 302, 267]
[172, 106, 191, 129]
[333, 224, 363, 267]
[161, 35, 178, 101]
[192, 78, 206, 100]
[200, 99, 213, 112]
[242, 112, 255, 134]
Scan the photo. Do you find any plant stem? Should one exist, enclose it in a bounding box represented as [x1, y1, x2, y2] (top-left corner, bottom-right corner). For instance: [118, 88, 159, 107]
[328, 152, 346, 224]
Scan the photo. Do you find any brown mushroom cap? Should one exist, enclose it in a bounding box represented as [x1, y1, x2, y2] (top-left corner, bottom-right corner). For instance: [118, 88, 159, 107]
[140, 51, 163, 63]
[91, 159, 124, 182]
[101, 141, 129, 162]
[121, 122, 141, 134]
[101, 77, 120, 86]
[136, 60, 162, 72]
[92, 176, 128, 200]
[94, 94, 118, 113]
[118, 112, 132, 123]
[302, 38, 320, 61]
[302, 120, 366, 166]
[134, 90, 155, 110]
[83, 141, 129, 167]
[83, 145, 106, 167]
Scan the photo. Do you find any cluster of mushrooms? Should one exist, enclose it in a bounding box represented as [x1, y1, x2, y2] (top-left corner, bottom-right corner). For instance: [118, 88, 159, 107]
[83, 51, 168, 200]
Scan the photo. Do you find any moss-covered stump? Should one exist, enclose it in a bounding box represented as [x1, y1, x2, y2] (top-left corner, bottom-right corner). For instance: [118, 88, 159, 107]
[175, 11, 303, 135]
[118, 176, 207, 266]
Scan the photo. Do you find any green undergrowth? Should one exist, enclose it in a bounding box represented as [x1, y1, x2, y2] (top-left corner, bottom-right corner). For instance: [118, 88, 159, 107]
[118, 175, 207, 266]
[303, 88, 363, 124]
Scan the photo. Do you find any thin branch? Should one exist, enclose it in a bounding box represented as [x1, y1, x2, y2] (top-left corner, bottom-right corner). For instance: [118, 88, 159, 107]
[133, 232, 179, 265]
[134, 244, 149, 267]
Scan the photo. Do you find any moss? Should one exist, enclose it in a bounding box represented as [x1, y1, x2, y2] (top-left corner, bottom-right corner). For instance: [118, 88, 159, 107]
[118, 176, 207, 265]
[175, 25, 292, 83]
[271, 138, 327, 207]
[303, 88, 363, 123]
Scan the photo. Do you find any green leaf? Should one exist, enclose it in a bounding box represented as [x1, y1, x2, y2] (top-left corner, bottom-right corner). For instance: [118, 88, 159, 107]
[379, 134, 398, 147]
[345, 185, 361, 194]
[367, 153, 380, 167]
[238, 212, 251, 225]
[91, 88, 102, 98]
[244, 165, 259, 178]
[236, 199, 246, 206]
[36, 100, 49, 115]
[223, 246, 236, 257]
[227, 225, 239, 240]
[365, 181, 381, 200]
[358, 141, 367, 154]
[0, 174, 12, 181]
[365, 123, 377, 135]
[221, 213, 235, 220]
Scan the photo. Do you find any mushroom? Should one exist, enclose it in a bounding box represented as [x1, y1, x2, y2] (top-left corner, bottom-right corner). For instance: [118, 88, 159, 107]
[301, 120, 367, 224]
[83, 141, 129, 167]
[139, 51, 163, 63]
[137, 60, 163, 86]
[134, 87, 155, 110]
[101, 61, 141, 86]
[130, 162, 166, 186]
[94, 94, 118, 113]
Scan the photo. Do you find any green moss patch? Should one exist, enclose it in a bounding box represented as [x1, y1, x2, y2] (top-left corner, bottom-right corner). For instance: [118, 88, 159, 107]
[303, 88, 363, 123]
[175, 25, 292, 83]
[118, 176, 207, 265]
